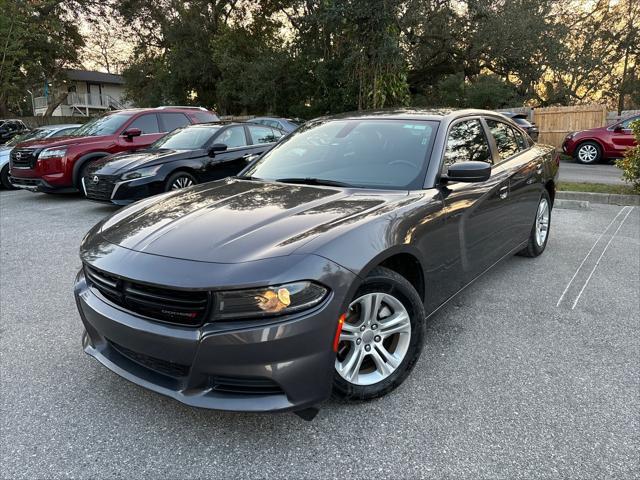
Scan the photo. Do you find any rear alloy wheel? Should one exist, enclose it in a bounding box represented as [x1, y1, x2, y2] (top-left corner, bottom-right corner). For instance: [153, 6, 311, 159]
[333, 267, 425, 401]
[575, 141, 602, 164]
[165, 172, 197, 191]
[518, 190, 551, 258]
[1, 164, 16, 189]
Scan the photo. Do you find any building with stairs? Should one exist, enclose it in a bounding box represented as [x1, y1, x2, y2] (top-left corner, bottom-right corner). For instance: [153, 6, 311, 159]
[33, 69, 131, 117]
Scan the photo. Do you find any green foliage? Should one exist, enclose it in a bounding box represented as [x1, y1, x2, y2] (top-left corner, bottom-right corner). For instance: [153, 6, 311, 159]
[616, 121, 640, 193]
[0, 0, 84, 115]
[421, 74, 520, 109]
[3, 0, 639, 117]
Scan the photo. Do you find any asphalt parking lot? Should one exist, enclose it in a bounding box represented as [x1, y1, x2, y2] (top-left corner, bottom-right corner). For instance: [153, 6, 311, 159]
[557, 159, 625, 185]
[1, 189, 638, 479]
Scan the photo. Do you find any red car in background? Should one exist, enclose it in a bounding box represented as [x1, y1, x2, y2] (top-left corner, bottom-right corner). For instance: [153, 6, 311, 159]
[9, 107, 219, 193]
[562, 113, 639, 164]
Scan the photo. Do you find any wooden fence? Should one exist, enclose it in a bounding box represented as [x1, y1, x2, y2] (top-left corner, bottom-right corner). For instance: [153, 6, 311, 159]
[533, 104, 607, 149]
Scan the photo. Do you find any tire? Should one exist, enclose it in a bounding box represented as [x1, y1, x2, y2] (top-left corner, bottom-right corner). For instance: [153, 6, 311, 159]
[574, 141, 602, 164]
[164, 171, 197, 192]
[518, 190, 551, 258]
[333, 266, 425, 401]
[1, 164, 16, 189]
[76, 159, 101, 196]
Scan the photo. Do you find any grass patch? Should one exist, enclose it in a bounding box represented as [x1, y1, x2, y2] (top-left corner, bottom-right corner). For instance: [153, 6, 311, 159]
[558, 182, 638, 195]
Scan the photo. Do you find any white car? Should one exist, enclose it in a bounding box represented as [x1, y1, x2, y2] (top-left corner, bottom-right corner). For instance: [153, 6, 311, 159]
[0, 123, 80, 189]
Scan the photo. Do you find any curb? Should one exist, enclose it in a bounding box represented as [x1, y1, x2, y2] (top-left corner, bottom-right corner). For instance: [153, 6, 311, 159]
[556, 191, 639, 206]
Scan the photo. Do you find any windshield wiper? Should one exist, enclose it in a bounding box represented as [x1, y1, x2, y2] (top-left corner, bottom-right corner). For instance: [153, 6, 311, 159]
[275, 177, 354, 188]
[233, 175, 263, 181]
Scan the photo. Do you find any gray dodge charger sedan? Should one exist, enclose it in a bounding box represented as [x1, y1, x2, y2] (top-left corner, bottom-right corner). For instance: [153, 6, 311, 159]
[75, 109, 559, 418]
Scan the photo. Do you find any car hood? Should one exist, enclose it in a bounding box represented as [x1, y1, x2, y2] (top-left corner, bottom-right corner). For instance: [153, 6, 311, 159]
[575, 126, 609, 137]
[97, 178, 404, 263]
[92, 149, 203, 175]
[16, 135, 109, 149]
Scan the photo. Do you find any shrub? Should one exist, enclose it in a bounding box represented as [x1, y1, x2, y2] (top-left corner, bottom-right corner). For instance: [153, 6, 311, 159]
[616, 120, 640, 193]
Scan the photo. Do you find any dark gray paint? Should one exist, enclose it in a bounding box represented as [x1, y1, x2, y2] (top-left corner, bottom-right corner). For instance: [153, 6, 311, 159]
[76, 109, 559, 413]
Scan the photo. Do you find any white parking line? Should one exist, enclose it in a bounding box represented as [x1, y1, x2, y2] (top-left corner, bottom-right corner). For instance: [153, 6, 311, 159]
[556, 205, 630, 307]
[571, 206, 634, 310]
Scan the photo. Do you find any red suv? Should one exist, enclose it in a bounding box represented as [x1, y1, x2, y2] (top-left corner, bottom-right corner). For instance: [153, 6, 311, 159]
[9, 107, 219, 193]
[562, 114, 639, 164]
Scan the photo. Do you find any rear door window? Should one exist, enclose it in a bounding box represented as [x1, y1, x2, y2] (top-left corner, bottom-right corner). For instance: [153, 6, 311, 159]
[248, 125, 279, 144]
[486, 119, 521, 161]
[128, 114, 160, 134]
[159, 113, 190, 132]
[216, 126, 247, 148]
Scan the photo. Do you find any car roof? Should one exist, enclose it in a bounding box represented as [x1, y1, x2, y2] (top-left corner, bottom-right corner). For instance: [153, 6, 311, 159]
[108, 107, 214, 115]
[315, 108, 512, 123]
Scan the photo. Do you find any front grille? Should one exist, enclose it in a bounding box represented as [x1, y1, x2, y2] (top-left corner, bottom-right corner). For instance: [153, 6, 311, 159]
[10, 148, 37, 168]
[108, 339, 190, 377]
[83, 175, 117, 201]
[210, 376, 284, 395]
[85, 265, 211, 326]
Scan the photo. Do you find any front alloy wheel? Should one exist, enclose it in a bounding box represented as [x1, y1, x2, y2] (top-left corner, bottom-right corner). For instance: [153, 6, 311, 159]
[575, 142, 601, 164]
[165, 171, 197, 192]
[336, 292, 412, 385]
[333, 267, 425, 401]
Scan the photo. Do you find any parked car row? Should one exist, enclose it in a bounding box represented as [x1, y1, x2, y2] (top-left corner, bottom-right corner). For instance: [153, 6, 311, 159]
[2, 106, 564, 418]
[4, 108, 297, 202]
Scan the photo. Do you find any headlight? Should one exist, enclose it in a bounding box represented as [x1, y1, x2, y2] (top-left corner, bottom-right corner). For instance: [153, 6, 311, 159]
[121, 165, 162, 181]
[214, 281, 328, 320]
[565, 132, 576, 140]
[38, 147, 67, 160]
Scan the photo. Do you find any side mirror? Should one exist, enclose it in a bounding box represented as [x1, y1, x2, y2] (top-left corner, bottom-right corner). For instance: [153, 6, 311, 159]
[123, 128, 142, 139]
[613, 125, 624, 132]
[208, 143, 227, 157]
[442, 161, 491, 183]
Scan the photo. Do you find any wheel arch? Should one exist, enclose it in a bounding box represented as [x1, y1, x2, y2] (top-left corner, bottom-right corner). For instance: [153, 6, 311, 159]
[163, 167, 198, 187]
[72, 152, 112, 187]
[358, 246, 426, 302]
[545, 179, 556, 206]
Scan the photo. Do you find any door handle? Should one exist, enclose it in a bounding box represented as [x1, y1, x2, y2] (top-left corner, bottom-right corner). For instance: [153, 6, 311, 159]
[498, 185, 509, 200]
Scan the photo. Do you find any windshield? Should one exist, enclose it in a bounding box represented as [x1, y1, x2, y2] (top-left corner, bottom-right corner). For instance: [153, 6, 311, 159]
[243, 119, 437, 189]
[72, 113, 132, 137]
[151, 125, 221, 150]
[5, 128, 56, 146]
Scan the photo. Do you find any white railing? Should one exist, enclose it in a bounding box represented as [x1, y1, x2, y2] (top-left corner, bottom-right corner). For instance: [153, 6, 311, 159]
[33, 93, 125, 115]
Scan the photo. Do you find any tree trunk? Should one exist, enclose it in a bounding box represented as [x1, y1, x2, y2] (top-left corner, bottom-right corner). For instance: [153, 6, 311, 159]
[44, 92, 68, 117]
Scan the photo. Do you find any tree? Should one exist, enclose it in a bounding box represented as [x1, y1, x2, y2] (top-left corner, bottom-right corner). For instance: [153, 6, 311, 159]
[0, 0, 84, 116]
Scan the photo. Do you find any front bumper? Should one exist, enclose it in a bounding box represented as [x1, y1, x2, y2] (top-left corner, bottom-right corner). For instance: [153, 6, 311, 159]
[83, 174, 165, 206]
[10, 175, 76, 193]
[74, 254, 356, 413]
